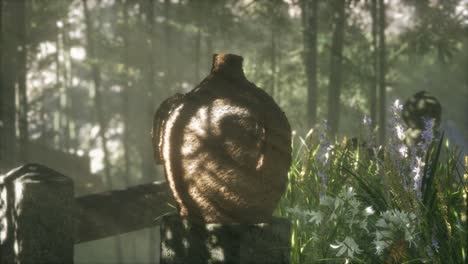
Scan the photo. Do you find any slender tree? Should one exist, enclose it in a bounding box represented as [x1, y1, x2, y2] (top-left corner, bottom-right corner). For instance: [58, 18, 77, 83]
[1, 0, 19, 168]
[119, 5, 136, 262]
[378, 0, 386, 145]
[270, 20, 277, 98]
[54, 23, 62, 148]
[301, 0, 318, 129]
[17, 0, 28, 162]
[370, 0, 377, 128]
[144, 1, 158, 262]
[61, 21, 71, 151]
[82, 0, 124, 262]
[465, 30, 468, 143]
[194, 1, 202, 82]
[0, 0, 4, 167]
[164, 0, 172, 95]
[327, 0, 346, 137]
[136, 0, 156, 185]
[120, 0, 131, 187]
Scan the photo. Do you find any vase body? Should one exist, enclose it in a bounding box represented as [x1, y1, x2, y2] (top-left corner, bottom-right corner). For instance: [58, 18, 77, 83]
[153, 54, 291, 223]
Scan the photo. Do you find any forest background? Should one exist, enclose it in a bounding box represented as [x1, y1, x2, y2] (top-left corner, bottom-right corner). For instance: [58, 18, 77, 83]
[0, 0, 467, 263]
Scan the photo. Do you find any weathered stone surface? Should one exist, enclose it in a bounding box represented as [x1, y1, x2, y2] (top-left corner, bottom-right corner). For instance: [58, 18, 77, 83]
[0, 164, 74, 264]
[74, 180, 175, 243]
[153, 53, 292, 224]
[160, 214, 291, 264]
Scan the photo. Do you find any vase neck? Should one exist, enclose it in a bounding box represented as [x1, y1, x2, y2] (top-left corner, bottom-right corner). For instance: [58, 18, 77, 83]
[210, 53, 246, 80]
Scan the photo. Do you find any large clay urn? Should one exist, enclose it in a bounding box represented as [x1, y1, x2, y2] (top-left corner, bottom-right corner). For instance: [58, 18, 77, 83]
[152, 53, 291, 224]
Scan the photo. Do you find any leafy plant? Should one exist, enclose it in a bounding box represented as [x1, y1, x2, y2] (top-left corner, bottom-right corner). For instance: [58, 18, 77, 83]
[277, 100, 467, 263]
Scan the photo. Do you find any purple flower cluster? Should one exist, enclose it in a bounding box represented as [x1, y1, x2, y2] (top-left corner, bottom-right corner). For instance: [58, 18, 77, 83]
[410, 157, 424, 199]
[316, 120, 332, 195]
[363, 99, 436, 199]
[419, 118, 435, 152]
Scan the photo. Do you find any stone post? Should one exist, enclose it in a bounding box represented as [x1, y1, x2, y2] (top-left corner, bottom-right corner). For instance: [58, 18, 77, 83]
[0, 164, 74, 263]
[160, 214, 291, 264]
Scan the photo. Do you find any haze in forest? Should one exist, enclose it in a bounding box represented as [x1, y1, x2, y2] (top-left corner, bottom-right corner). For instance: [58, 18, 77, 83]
[0, 0, 467, 263]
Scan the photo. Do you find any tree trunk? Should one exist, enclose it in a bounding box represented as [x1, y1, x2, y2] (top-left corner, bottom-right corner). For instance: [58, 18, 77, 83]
[465, 32, 468, 145]
[327, 0, 346, 138]
[17, 0, 28, 163]
[378, 0, 386, 145]
[206, 33, 213, 64]
[82, 0, 124, 263]
[145, 0, 158, 262]
[195, 25, 201, 83]
[276, 33, 282, 106]
[0, 0, 6, 170]
[370, 0, 377, 128]
[270, 13, 277, 99]
[194, 1, 203, 83]
[119, 2, 135, 262]
[54, 27, 62, 148]
[121, 0, 131, 187]
[0, 0, 4, 168]
[164, 0, 172, 95]
[1, 0, 19, 169]
[55, 21, 71, 152]
[62, 22, 71, 151]
[301, 0, 318, 129]
[141, 0, 156, 183]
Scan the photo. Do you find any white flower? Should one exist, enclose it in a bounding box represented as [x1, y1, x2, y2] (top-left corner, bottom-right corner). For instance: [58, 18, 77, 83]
[373, 240, 389, 255]
[362, 115, 372, 125]
[395, 125, 406, 141]
[393, 99, 403, 112]
[343, 186, 355, 200]
[364, 206, 375, 216]
[398, 144, 408, 158]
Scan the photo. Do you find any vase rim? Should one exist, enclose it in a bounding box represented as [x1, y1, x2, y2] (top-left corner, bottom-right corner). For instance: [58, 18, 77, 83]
[211, 53, 246, 80]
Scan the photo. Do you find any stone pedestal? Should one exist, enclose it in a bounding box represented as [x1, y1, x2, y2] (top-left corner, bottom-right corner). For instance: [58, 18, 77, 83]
[160, 214, 291, 264]
[0, 164, 74, 264]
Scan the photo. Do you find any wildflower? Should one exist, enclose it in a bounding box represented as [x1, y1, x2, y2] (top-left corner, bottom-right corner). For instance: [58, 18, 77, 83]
[398, 144, 408, 158]
[362, 115, 372, 126]
[374, 240, 388, 255]
[420, 118, 435, 147]
[431, 233, 440, 250]
[396, 125, 406, 141]
[364, 206, 375, 216]
[317, 170, 328, 194]
[343, 186, 355, 200]
[411, 157, 425, 198]
[316, 142, 332, 167]
[393, 99, 403, 112]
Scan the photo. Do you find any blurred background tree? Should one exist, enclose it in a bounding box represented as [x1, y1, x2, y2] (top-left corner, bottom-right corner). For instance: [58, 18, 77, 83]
[0, 0, 467, 263]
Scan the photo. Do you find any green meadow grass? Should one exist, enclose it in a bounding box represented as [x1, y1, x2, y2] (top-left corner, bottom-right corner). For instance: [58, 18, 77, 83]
[277, 130, 467, 264]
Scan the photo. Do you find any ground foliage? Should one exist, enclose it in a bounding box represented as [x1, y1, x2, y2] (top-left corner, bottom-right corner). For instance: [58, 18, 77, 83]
[277, 103, 467, 263]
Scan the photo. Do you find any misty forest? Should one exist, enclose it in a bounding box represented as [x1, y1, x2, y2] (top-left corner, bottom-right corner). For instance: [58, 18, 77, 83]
[0, 0, 467, 263]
